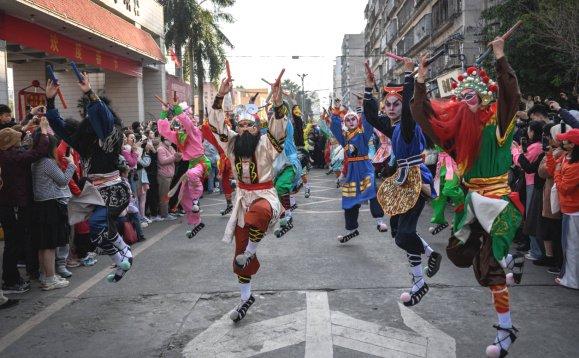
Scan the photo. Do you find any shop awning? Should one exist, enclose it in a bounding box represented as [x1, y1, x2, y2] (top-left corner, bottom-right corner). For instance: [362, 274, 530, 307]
[12, 0, 165, 63]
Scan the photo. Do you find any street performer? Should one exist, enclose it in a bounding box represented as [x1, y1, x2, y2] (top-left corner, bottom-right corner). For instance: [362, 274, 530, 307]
[410, 37, 525, 357]
[209, 69, 287, 323]
[45, 76, 132, 283]
[364, 57, 442, 307]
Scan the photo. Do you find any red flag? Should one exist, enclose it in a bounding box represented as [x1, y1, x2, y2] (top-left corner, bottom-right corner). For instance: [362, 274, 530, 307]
[169, 48, 181, 68]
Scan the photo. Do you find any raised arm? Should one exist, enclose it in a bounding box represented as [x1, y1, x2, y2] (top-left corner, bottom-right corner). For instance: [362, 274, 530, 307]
[492, 37, 521, 136]
[410, 55, 442, 146]
[45, 80, 79, 150]
[362, 64, 393, 138]
[157, 119, 178, 145]
[330, 113, 346, 147]
[209, 92, 237, 156]
[550, 101, 579, 129]
[400, 59, 417, 143]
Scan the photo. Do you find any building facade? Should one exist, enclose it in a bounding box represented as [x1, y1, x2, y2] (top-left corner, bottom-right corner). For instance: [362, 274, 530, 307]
[0, 0, 176, 124]
[364, 0, 501, 98]
[337, 33, 365, 109]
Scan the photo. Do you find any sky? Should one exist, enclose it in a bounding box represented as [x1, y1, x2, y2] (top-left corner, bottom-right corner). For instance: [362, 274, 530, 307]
[219, 0, 367, 106]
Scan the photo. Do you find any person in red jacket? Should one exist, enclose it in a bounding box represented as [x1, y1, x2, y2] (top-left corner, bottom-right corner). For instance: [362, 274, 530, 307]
[55, 140, 83, 273]
[201, 118, 234, 215]
[553, 129, 579, 289]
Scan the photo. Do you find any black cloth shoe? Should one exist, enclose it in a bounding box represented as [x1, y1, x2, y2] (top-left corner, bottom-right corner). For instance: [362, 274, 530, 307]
[229, 295, 255, 322]
[2, 280, 31, 294]
[533, 256, 555, 267]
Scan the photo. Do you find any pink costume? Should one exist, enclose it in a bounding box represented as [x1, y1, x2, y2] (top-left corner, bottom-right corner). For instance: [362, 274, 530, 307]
[158, 109, 209, 226]
[372, 129, 391, 164]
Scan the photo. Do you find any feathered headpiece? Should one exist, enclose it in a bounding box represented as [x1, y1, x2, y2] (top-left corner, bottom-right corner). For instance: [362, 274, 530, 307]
[451, 66, 497, 106]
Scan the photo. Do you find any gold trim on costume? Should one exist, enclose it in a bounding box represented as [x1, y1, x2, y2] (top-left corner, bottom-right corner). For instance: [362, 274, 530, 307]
[377, 166, 422, 216]
[496, 114, 517, 147]
[346, 128, 363, 141]
[464, 173, 510, 197]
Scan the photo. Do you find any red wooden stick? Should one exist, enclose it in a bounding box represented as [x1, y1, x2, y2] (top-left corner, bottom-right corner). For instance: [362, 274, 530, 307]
[384, 52, 405, 61]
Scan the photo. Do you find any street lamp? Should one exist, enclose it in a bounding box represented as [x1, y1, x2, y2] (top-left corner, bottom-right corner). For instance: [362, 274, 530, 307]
[297, 73, 308, 119]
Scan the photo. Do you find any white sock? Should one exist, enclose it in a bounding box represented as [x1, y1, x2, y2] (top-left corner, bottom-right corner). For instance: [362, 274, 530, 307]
[290, 195, 296, 207]
[495, 311, 513, 349]
[498, 311, 512, 328]
[306, 182, 311, 189]
[375, 218, 384, 226]
[245, 241, 258, 255]
[410, 265, 424, 293]
[419, 236, 433, 257]
[500, 254, 513, 269]
[113, 235, 132, 259]
[240, 283, 251, 301]
[285, 209, 292, 218]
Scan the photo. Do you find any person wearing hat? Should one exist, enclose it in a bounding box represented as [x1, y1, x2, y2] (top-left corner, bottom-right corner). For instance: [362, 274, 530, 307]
[0, 119, 49, 294]
[411, 37, 525, 357]
[272, 104, 303, 237]
[364, 57, 441, 309]
[208, 70, 287, 323]
[158, 101, 210, 238]
[45, 76, 133, 284]
[553, 128, 579, 289]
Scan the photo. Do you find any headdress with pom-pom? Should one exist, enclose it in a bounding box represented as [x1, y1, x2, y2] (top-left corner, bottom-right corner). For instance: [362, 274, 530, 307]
[451, 66, 497, 106]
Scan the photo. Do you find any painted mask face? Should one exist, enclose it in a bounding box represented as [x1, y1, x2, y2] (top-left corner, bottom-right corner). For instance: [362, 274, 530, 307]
[237, 121, 258, 134]
[344, 114, 359, 130]
[384, 95, 402, 120]
[460, 89, 480, 112]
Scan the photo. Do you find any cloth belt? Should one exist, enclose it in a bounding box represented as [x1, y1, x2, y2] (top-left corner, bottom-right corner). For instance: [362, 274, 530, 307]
[464, 173, 510, 197]
[238, 180, 274, 191]
[395, 154, 423, 186]
[347, 155, 369, 162]
[88, 171, 121, 189]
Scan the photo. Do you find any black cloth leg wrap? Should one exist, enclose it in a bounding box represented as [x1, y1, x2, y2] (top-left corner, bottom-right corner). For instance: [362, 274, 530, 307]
[369, 197, 384, 218]
[344, 204, 360, 231]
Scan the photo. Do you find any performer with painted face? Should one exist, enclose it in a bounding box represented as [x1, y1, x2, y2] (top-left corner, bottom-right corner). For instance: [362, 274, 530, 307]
[364, 57, 442, 307]
[272, 106, 303, 237]
[45, 76, 133, 283]
[411, 38, 525, 357]
[329, 100, 386, 243]
[209, 70, 287, 322]
[158, 103, 209, 238]
[291, 105, 311, 198]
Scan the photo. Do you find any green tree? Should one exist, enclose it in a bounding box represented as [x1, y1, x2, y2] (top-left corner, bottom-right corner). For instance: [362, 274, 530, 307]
[282, 79, 301, 95]
[164, 0, 235, 118]
[481, 0, 578, 97]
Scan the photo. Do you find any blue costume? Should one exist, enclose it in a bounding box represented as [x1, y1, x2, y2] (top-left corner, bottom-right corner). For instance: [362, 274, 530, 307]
[364, 71, 442, 307]
[330, 111, 387, 240]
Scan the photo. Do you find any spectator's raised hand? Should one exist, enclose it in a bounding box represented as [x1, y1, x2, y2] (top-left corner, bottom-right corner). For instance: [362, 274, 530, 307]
[46, 79, 60, 99]
[78, 72, 92, 93]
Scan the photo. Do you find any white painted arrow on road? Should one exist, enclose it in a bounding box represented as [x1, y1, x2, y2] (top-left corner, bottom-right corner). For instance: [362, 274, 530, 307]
[182, 291, 455, 358]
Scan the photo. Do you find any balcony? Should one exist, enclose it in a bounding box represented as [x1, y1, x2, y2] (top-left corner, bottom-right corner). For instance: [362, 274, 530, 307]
[397, 0, 414, 29]
[403, 28, 414, 54]
[384, 0, 397, 19]
[385, 18, 398, 46]
[413, 13, 431, 46]
[432, 0, 462, 32]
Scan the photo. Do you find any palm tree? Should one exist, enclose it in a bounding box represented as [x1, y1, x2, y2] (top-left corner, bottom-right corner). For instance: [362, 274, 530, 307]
[164, 0, 235, 118]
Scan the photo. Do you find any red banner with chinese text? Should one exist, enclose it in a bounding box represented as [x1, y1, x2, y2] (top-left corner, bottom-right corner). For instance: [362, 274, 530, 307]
[0, 13, 142, 77]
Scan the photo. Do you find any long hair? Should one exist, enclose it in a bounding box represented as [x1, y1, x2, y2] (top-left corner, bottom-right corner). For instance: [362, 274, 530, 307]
[426, 99, 495, 172]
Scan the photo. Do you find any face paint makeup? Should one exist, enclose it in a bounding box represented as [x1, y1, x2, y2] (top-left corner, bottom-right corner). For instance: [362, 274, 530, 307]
[460, 89, 481, 112]
[384, 94, 402, 120]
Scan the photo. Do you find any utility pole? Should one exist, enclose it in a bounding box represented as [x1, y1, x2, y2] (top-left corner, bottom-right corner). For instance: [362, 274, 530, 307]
[297, 73, 308, 119]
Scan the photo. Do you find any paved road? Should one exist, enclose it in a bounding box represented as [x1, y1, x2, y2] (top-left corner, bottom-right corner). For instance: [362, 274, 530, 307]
[1, 169, 578, 357]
